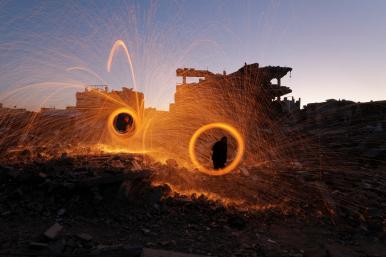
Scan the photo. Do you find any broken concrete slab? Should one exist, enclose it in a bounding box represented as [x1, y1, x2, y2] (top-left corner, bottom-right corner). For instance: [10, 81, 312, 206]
[77, 233, 93, 241]
[29, 241, 48, 250]
[43, 223, 63, 240]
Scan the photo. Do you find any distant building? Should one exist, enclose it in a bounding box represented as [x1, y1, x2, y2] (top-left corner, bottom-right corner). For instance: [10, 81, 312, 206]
[75, 85, 144, 114]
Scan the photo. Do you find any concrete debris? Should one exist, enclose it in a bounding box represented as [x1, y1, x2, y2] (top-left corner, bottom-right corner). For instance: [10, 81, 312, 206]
[165, 159, 178, 169]
[131, 160, 143, 171]
[267, 238, 277, 244]
[29, 241, 48, 250]
[0, 149, 384, 257]
[142, 248, 208, 257]
[111, 159, 125, 168]
[43, 223, 63, 240]
[77, 233, 93, 241]
[57, 208, 66, 216]
[240, 167, 250, 176]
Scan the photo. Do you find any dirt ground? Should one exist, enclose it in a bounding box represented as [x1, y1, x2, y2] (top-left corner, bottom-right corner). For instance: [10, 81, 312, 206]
[0, 153, 385, 257]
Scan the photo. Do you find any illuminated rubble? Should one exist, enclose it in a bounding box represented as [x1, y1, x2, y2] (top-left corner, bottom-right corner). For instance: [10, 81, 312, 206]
[0, 63, 385, 256]
[0, 151, 385, 256]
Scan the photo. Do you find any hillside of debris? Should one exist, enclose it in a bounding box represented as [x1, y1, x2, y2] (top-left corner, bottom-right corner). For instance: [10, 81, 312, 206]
[0, 99, 385, 256]
[0, 152, 385, 257]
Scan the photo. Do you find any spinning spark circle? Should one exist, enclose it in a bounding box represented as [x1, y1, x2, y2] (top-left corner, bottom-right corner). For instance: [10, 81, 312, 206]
[108, 107, 139, 137]
[189, 122, 245, 176]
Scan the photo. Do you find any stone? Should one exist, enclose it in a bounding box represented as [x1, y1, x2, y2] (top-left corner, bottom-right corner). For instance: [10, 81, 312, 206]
[131, 160, 142, 171]
[57, 208, 66, 216]
[142, 248, 208, 257]
[267, 238, 277, 244]
[77, 233, 93, 241]
[111, 159, 125, 168]
[29, 241, 48, 250]
[240, 167, 250, 176]
[1, 211, 11, 216]
[166, 159, 178, 168]
[44, 223, 63, 240]
[38, 172, 48, 178]
[142, 228, 151, 235]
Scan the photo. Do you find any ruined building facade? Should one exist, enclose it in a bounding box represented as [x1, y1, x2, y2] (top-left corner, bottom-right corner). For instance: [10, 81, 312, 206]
[2, 62, 384, 166]
[170, 63, 300, 116]
[74, 85, 144, 144]
[143, 63, 301, 164]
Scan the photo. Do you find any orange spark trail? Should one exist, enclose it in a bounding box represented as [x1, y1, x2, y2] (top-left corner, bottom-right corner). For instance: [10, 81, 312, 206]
[107, 39, 137, 90]
[106, 39, 142, 119]
[66, 66, 108, 85]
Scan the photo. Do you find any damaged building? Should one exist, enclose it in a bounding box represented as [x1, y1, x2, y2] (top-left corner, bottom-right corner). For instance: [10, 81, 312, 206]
[0, 62, 385, 166]
[74, 85, 144, 143]
[142, 63, 302, 165]
[171, 63, 300, 116]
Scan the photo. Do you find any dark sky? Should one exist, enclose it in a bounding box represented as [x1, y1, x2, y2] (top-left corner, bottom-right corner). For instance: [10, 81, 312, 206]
[0, 0, 385, 110]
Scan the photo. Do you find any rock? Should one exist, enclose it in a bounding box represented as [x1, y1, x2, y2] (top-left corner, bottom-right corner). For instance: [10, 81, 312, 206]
[166, 159, 178, 169]
[57, 208, 66, 216]
[77, 233, 93, 241]
[267, 238, 277, 244]
[44, 223, 63, 240]
[38, 172, 48, 178]
[159, 240, 176, 246]
[146, 242, 157, 247]
[1, 210, 11, 216]
[131, 160, 142, 171]
[142, 248, 208, 257]
[111, 159, 125, 168]
[142, 228, 151, 235]
[240, 167, 250, 176]
[29, 241, 48, 250]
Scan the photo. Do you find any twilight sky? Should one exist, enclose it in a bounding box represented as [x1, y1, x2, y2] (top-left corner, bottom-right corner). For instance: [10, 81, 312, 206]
[0, 0, 385, 110]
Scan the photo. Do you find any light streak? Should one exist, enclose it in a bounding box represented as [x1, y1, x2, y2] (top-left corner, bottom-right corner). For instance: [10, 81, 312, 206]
[189, 122, 245, 176]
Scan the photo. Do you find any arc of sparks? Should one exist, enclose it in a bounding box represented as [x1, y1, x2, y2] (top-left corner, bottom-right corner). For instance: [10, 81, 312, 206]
[107, 39, 142, 118]
[66, 66, 108, 86]
[107, 39, 137, 90]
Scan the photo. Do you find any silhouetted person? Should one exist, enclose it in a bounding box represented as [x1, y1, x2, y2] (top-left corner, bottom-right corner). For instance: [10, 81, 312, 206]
[212, 136, 227, 169]
[115, 113, 133, 133]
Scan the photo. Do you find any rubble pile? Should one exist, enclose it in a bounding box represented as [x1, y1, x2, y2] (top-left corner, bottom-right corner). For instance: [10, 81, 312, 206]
[290, 99, 386, 167]
[0, 155, 272, 256]
[0, 153, 385, 257]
